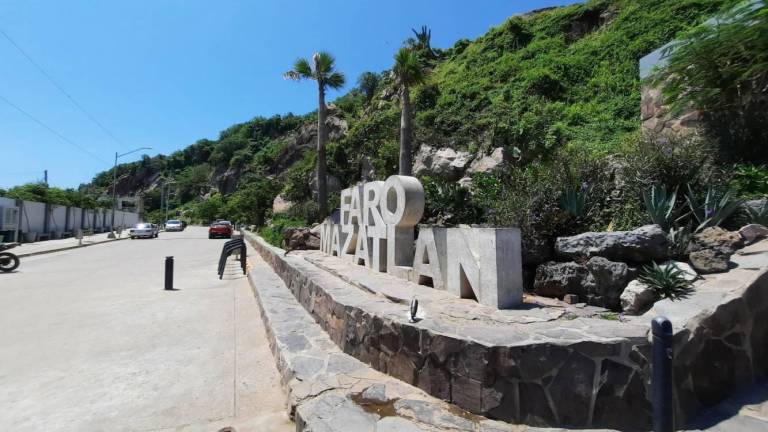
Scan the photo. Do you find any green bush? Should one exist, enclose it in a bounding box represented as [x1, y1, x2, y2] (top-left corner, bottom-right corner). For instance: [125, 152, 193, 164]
[730, 164, 768, 199]
[259, 215, 309, 248]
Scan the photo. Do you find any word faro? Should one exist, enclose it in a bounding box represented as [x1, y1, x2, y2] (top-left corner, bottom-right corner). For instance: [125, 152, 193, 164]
[319, 175, 523, 309]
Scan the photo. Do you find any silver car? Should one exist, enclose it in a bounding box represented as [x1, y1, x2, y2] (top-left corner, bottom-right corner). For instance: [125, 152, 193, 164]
[165, 220, 183, 232]
[129, 223, 159, 239]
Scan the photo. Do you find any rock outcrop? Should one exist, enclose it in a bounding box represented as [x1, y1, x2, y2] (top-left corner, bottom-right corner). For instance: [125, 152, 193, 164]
[739, 224, 768, 245]
[585, 257, 637, 310]
[533, 261, 591, 298]
[272, 193, 294, 214]
[689, 249, 730, 274]
[466, 147, 505, 175]
[555, 224, 669, 262]
[620, 280, 657, 315]
[282, 227, 320, 251]
[412, 145, 472, 180]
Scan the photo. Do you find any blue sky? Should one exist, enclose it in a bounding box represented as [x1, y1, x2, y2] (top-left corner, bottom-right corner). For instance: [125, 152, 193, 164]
[0, 0, 577, 189]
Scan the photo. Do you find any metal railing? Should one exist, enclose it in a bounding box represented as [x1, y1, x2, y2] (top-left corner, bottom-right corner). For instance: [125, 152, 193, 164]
[218, 237, 246, 279]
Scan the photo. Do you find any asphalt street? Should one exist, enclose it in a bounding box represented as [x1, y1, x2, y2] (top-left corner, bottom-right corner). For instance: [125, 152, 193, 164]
[0, 226, 291, 431]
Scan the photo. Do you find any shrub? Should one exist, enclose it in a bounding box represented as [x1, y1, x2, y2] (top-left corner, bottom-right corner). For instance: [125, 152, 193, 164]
[638, 262, 694, 300]
[730, 164, 768, 199]
[259, 215, 309, 248]
[422, 177, 484, 225]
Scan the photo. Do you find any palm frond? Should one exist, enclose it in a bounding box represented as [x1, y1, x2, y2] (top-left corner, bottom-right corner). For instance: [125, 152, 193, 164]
[325, 71, 346, 90]
[393, 48, 425, 86]
[313, 51, 336, 75]
[284, 57, 313, 81]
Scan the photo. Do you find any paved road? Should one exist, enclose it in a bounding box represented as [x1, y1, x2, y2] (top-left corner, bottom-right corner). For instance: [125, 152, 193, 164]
[0, 227, 292, 432]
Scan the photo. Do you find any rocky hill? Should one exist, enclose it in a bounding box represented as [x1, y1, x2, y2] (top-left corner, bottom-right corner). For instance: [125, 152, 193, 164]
[84, 0, 737, 224]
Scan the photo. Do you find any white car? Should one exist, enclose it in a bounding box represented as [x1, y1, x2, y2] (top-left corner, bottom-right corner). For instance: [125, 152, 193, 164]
[165, 220, 183, 232]
[129, 223, 159, 239]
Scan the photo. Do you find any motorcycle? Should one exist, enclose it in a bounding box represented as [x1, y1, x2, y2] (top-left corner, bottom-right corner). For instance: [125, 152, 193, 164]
[0, 243, 20, 272]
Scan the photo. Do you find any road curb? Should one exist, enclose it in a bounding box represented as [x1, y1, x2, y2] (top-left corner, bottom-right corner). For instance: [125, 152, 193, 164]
[16, 237, 129, 258]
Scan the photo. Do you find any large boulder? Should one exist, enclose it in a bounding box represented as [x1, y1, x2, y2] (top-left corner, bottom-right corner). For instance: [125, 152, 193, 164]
[689, 249, 730, 274]
[585, 257, 637, 310]
[466, 147, 505, 175]
[555, 225, 669, 263]
[272, 193, 294, 214]
[282, 227, 320, 251]
[534, 262, 592, 298]
[739, 224, 768, 245]
[689, 227, 744, 255]
[620, 280, 657, 315]
[412, 145, 472, 180]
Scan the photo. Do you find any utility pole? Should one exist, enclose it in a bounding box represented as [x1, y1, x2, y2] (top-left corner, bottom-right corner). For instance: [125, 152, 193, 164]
[43, 170, 48, 185]
[109, 147, 152, 238]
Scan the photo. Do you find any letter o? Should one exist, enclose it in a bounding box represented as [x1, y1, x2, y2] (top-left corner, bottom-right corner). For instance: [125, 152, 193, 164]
[380, 175, 424, 226]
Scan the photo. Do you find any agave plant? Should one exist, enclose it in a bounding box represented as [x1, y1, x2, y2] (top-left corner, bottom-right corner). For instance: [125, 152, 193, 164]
[643, 184, 679, 231]
[559, 182, 591, 219]
[638, 262, 694, 300]
[667, 225, 693, 260]
[745, 200, 768, 225]
[685, 184, 744, 232]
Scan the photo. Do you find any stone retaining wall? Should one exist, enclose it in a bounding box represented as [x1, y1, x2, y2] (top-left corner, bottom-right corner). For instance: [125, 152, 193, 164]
[246, 231, 768, 430]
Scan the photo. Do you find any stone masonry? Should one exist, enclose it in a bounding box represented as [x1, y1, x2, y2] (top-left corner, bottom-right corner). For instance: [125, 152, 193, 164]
[246, 231, 768, 430]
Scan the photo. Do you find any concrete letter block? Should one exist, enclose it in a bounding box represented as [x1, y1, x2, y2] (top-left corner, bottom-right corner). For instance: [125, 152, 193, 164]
[412, 227, 448, 290]
[446, 227, 523, 309]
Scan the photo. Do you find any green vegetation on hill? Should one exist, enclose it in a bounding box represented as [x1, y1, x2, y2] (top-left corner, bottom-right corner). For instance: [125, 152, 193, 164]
[61, 0, 763, 243]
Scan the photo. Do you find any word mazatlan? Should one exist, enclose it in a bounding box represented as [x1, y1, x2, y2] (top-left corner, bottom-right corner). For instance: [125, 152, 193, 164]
[319, 175, 523, 309]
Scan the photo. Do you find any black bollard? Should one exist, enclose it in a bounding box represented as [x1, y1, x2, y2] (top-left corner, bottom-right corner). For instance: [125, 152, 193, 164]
[652, 316, 674, 432]
[165, 256, 174, 290]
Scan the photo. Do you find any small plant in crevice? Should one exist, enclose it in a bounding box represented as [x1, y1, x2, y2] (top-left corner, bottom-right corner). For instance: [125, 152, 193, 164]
[643, 184, 679, 232]
[685, 184, 744, 232]
[638, 262, 694, 301]
[667, 225, 693, 261]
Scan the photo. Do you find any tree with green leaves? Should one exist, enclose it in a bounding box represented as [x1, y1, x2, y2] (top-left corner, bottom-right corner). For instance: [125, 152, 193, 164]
[649, 1, 768, 161]
[357, 71, 380, 104]
[284, 52, 345, 220]
[393, 48, 425, 176]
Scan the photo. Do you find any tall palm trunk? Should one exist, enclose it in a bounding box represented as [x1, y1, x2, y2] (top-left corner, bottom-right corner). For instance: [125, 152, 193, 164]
[399, 83, 413, 176]
[316, 82, 328, 220]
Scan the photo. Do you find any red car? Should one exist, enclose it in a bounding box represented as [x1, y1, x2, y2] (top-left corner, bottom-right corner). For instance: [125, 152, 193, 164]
[208, 221, 233, 239]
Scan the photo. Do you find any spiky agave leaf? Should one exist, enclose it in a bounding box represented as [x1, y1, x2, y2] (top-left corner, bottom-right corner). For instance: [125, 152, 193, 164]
[638, 262, 693, 300]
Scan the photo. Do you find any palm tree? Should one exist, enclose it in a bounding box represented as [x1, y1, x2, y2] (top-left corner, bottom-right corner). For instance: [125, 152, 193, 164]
[393, 48, 425, 176]
[284, 52, 345, 220]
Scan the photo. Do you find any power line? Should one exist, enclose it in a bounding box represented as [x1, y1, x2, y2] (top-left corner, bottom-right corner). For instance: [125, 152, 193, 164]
[0, 92, 109, 165]
[0, 28, 128, 150]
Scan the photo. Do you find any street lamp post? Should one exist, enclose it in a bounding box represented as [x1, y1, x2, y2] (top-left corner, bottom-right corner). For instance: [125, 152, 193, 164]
[109, 147, 152, 238]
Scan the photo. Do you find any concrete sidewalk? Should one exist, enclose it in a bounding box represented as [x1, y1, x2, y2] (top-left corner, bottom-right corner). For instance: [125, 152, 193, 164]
[9, 231, 126, 257]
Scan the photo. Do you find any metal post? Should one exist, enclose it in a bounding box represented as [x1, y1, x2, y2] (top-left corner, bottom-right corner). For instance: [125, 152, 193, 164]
[164, 256, 174, 290]
[652, 316, 674, 432]
[109, 152, 118, 238]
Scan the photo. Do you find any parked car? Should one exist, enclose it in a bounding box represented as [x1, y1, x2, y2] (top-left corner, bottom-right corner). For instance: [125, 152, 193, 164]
[208, 222, 232, 239]
[129, 223, 159, 239]
[165, 220, 184, 232]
